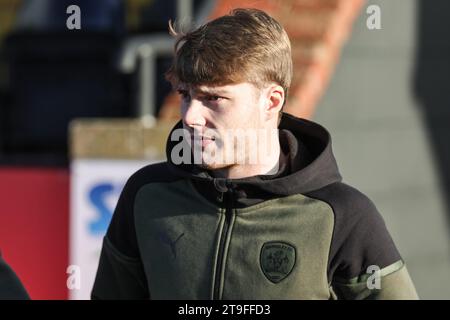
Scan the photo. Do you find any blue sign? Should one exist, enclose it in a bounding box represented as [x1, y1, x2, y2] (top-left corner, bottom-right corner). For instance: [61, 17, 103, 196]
[87, 182, 124, 236]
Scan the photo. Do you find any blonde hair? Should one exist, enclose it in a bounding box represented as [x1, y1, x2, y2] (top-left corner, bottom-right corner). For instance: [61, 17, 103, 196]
[165, 8, 293, 98]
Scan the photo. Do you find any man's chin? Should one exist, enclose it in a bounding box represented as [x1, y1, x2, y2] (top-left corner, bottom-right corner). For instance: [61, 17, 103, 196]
[196, 161, 231, 171]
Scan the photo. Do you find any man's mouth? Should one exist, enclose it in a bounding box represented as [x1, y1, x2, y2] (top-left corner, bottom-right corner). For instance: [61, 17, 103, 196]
[192, 136, 215, 141]
[191, 135, 216, 147]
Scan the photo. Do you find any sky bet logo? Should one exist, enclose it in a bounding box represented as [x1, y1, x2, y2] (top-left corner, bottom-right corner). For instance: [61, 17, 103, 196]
[87, 182, 123, 236]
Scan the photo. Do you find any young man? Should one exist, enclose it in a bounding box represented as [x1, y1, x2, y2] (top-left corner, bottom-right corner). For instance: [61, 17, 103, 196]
[92, 8, 418, 300]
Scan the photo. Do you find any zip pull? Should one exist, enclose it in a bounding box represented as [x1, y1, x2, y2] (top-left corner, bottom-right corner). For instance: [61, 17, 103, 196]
[213, 178, 228, 203]
[213, 179, 236, 203]
[217, 192, 224, 203]
[225, 181, 235, 211]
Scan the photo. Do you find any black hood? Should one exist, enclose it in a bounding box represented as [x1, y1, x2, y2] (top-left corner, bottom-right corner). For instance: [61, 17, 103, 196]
[166, 112, 342, 204]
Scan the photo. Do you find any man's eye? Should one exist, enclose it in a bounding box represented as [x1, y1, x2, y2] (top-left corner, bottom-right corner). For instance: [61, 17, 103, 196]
[206, 95, 222, 101]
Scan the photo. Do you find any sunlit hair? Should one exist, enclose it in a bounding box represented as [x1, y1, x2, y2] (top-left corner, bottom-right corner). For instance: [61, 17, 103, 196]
[165, 8, 293, 100]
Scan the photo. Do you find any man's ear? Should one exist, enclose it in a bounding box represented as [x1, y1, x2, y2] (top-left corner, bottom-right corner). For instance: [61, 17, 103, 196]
[263, 84, 285, 121]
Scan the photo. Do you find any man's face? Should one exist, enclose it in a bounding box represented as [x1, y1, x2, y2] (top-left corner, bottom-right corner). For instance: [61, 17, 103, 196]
[178, 82, 271, 170]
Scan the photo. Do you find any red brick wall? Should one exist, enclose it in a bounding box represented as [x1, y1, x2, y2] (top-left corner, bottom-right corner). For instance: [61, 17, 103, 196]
[158, 0, 364, 120]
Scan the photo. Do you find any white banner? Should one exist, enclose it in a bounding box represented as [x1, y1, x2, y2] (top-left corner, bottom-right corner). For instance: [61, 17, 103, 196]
[69, 159, 159, 300]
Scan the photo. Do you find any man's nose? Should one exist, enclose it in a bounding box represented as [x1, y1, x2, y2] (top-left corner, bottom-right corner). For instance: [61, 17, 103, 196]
[182, 99, 206, 128]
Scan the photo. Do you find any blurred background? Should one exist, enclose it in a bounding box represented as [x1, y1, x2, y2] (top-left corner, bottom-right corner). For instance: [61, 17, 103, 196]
[0, 0, 449, 299]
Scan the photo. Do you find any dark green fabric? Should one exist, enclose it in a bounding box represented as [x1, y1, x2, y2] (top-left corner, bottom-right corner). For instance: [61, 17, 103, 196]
[95, 177, 419, 300]
[133, 179, 335, 299]
[134, 179, 224, 299]
[91, 237, 149, 299]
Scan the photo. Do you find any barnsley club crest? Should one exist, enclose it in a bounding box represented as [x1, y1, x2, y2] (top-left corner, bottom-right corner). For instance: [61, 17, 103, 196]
[260, 241, 296, 283]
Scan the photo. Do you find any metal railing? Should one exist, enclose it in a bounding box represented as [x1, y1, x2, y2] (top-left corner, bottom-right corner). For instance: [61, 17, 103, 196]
[118, 0, 215, 126]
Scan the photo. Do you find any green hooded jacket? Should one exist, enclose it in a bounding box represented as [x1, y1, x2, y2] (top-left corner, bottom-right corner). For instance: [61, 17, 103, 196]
[92, 113, 418, 300]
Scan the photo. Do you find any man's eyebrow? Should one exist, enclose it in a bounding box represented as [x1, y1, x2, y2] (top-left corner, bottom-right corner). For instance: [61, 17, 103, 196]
[194, 88, 230, 95]
[176, 86, 230, 95]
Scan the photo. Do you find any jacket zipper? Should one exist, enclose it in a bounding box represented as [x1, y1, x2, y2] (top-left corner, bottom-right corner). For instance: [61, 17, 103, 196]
[213, 187, 234, 299]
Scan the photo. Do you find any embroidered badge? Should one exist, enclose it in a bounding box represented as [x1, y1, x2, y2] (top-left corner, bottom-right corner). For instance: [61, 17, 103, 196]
[260, 241, 296, 283]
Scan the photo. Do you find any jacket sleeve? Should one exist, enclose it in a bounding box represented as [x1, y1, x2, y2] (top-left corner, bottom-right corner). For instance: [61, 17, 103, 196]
[323, 184, 419, 300]
[91, 171, 150, 300]
[331, 261, 418, 300]
[91, 236, 149, 299]
[0, 255, 30, 300]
